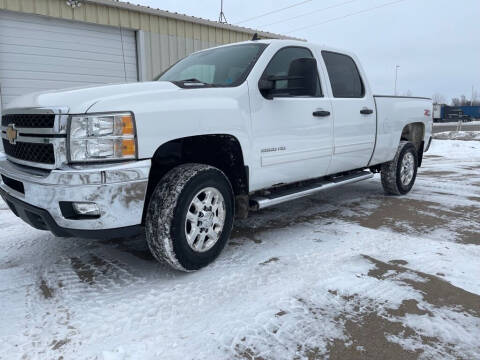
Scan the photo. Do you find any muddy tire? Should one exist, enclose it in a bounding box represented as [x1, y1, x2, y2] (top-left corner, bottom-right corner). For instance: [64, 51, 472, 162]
[145, 163, 234, 271]
[381, 141, 418, 195]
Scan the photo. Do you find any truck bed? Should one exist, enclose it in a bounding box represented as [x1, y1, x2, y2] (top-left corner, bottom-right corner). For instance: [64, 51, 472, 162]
[369, 95, 433, 166]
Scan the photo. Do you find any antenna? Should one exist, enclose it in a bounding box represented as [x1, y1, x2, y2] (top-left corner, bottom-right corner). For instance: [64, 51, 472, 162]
[218, 0, 228, 23]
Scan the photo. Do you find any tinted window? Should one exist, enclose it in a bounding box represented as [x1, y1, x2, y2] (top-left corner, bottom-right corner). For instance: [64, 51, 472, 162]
[322, 51, 364, 98]
[156, 43, 267, 87]
[261, 47, 322, 97]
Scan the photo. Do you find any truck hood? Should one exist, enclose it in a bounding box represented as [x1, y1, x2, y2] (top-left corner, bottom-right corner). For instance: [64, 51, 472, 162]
[4, 81, 180, 114]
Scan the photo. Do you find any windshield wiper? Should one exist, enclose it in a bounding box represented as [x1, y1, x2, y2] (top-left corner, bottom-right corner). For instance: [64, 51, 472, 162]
[180, 78, 205, 84]
[174, 78, 214, 87]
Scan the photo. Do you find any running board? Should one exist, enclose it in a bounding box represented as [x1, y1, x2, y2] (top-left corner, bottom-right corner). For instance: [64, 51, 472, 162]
[250, 171, 373, 210]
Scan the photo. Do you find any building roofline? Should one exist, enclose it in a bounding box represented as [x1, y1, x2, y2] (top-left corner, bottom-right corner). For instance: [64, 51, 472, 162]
[85, 0, 303, 41]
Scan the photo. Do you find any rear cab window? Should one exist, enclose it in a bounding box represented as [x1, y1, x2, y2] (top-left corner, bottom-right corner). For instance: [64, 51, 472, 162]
[321, 51, 365, 98]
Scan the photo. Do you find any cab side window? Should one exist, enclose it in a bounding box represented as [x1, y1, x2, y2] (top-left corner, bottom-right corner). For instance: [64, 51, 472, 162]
[321, 51, 364, 98]
[261, 47, 322, 98]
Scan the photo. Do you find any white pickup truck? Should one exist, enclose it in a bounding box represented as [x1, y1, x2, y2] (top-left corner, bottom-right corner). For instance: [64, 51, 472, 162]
[0, 39, 432, 271]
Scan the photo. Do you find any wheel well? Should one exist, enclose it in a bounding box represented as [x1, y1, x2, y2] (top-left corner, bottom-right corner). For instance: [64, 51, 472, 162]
[400, 122, 424, 150]
[400, 122, 425, 167]
[142, 134, 248, 222]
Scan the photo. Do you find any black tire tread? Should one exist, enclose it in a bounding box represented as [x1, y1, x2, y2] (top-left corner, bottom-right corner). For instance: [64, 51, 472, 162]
[145, 163, 223, 271]
[381, 141, 417, 195]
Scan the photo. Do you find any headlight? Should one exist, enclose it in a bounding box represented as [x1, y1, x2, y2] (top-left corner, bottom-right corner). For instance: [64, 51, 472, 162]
[68, 113, 137, 162]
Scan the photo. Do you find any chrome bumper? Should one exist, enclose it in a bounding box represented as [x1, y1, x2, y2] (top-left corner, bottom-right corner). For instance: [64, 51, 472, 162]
[0, 158, 151, 233]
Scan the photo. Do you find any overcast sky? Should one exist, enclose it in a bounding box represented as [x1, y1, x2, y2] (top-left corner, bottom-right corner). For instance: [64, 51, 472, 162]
[134, 0, 478, 103]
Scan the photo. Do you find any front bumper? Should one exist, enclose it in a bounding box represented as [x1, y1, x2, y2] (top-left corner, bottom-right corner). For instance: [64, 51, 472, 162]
[0, 158, 151, 238]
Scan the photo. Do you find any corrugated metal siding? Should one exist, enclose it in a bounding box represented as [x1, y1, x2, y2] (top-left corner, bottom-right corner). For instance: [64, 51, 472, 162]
[0, 10, 137, 105]
[0, 0, 286, 81]
[0, 0, 273, 39]
[142, 27, 251, 80]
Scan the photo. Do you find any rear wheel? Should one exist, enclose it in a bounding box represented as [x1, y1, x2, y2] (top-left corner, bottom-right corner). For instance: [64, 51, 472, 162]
[381, 141, 418, 195]
[145, 163, 234, 271]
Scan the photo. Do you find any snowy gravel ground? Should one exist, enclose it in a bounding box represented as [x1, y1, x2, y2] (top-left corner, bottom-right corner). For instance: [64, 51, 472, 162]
[433, 131, 480, 141]
[1, 140, 479, 360]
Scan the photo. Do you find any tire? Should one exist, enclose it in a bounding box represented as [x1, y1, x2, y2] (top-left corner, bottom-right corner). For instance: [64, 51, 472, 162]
[381, 141, 418, 195]
[145, 163, 234, 271]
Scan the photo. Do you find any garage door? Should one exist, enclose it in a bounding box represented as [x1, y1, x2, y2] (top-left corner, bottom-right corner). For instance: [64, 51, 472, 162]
[0, 10, 138, 108]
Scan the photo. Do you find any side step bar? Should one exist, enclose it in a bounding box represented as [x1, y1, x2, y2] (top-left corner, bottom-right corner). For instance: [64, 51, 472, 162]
[250, 171, 373, 210]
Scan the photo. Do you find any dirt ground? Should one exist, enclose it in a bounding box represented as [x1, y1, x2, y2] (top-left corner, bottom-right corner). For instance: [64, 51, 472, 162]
[0, 140, 479, 359]
[229, 151, 480, 359]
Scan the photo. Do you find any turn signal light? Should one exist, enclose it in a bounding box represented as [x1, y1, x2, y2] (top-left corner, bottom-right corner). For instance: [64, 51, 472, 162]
[116, 139, 136, 157]
[120, 115, 135, 135]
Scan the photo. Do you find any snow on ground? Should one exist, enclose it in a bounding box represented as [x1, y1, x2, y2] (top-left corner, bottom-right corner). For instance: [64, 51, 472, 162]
[434, 131, 480, 141]
[1, 140, 480, 360]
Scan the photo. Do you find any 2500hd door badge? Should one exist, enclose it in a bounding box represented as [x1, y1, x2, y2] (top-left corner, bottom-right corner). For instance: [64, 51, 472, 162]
[261, 146, 286, 153]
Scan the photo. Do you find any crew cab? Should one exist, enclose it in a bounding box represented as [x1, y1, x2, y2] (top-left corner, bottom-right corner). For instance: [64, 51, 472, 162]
[0, 39, 432, 271]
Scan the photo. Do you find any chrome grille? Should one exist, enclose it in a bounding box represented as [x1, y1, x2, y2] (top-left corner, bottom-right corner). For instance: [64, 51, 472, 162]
[2, 139, 55, 165]
[1, 114, 55, 128]
[1, 107, 69, 169]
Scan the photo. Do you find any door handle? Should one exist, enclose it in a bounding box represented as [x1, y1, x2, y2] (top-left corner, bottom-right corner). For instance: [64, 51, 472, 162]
[360, 108, 374, 115]
[313, 110, 330, 117]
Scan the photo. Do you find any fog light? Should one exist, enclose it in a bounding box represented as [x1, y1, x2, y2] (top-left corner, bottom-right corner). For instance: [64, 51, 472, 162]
[72, 202, 100, 216]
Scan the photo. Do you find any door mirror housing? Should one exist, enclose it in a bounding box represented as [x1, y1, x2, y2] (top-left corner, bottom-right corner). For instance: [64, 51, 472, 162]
[258, 79, 274, 92]
[259, 57, 319, 99]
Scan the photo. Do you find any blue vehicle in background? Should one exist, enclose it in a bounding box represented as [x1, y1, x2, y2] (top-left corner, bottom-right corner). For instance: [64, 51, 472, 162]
[433, 104, 480, 122]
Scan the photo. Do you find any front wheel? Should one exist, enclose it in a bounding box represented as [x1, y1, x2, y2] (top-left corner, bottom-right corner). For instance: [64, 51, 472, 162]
[145, 163, 234, 271]
[381, 141, 418, 195]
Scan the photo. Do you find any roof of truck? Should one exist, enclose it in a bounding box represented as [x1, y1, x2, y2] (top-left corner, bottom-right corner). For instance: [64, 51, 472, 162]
[211, 39, 357, 59]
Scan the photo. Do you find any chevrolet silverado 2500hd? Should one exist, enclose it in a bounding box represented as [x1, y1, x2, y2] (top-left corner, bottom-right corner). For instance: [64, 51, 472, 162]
[0, 40, 432, 271]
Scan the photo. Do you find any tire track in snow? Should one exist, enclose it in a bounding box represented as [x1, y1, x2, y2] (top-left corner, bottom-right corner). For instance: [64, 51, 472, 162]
[16, 248, 149, 359]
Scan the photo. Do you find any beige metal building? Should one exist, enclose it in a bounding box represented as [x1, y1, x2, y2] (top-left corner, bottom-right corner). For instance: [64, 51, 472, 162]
[0, 0, 295, 108]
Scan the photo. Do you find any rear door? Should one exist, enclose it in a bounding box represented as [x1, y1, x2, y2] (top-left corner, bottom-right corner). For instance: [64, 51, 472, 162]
[249, 46, 334, 191]
[320, 51, 376, 174]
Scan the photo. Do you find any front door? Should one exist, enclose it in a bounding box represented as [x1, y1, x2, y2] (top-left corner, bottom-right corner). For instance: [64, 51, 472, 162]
[249, 46, 334, 191]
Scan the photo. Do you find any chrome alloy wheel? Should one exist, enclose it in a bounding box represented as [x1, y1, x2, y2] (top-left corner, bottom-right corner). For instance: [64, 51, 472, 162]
[185, 187, 226, 252]
[400, 152, 415, 186]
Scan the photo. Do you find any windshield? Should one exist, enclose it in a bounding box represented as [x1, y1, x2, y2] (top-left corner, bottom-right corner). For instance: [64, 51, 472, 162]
[156, 43, 268, 87]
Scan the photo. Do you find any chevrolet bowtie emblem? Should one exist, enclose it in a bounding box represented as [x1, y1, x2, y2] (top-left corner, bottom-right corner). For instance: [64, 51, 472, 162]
[6, 124, 18, 145]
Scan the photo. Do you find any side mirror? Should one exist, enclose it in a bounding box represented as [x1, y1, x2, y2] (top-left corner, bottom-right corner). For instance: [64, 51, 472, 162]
[258, 79, 274, 91]
[259, 57, 318, 99]
[286, 57, 318, 97]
